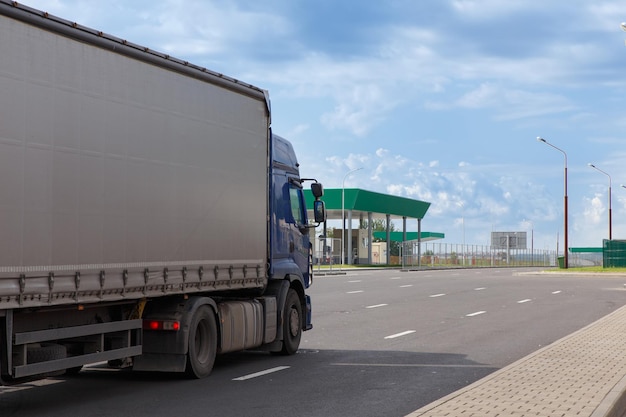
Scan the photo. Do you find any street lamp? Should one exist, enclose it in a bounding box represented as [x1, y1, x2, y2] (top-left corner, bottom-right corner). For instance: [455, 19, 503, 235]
[342, 167, 363, 265]
[537, 137, 568, 268]
[588, 163, 612, 240]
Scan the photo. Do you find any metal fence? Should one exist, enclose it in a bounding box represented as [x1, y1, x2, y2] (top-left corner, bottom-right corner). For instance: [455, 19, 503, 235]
[312, 237, 560, 270]
[401, 241, 556, 269]
[313, 238, 343, 272]
[569, 251, 602, 267]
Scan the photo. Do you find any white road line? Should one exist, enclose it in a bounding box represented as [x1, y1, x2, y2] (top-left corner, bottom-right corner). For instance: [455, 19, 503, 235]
[390, 277, 402, 280]
[348, 280, 362, 283]
[399, 284, 413, 288]
[232, 366, 290, 381]
[552, 290, 562, 294]
[517, 299, 532, 304]
[332, 362, 489, 369]
[466, 311, 486, 317]
[347, 290, 364, 294]
[384, 330, 416, 339]
[366, 304, 388, 309]
[429, 293, 446, 298]
[474, 287, 486, 291]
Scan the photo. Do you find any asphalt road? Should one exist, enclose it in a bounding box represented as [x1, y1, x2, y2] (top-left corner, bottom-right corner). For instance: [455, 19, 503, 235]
[2, 268, 626, 417]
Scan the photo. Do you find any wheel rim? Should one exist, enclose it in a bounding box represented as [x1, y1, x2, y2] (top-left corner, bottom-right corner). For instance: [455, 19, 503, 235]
[288, 307, 299, 337]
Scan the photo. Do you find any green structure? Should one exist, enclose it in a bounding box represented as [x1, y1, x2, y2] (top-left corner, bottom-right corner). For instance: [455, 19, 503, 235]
[304, 188, 440, 265]
[603, 240, 626, 268]
[570, 247, 603, 253]
[372, 231, 445, 242]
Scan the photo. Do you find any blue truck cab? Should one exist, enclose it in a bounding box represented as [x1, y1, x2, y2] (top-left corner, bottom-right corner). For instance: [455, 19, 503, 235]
[269, 134, 325, 337]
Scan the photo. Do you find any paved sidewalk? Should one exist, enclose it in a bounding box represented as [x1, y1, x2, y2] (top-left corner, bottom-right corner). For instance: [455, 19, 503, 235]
[405, 303, 626, 417]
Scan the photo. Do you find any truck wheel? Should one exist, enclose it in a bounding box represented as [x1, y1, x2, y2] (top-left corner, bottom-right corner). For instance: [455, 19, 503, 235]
[185, 305, 217, 378]
[27, 343, 66, 363]
[26, 343, 67, 377]
[280, 289, 302, 355]
[65, 366, 83, 375]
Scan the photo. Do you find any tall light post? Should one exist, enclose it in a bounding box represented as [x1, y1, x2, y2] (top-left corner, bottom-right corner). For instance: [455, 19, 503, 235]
[537, 137, 568, 268]
[342, 167, 363, 265]
[588, 163, 612, 240]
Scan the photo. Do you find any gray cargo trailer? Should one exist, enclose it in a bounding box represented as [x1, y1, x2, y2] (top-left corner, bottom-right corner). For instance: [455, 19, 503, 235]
[0, 1, 324, 383]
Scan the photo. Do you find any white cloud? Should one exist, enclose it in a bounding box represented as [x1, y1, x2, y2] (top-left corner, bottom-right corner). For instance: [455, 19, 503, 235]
[453, 83, 577, 120]
[583, 194, 605, 225]
[154, 1, 292, 56]
[287, 124, 310, 138]
[320, 84, 388, 136]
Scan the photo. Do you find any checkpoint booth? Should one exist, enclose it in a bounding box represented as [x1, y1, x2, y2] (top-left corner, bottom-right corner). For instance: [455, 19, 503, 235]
[304, 188, 441, 265]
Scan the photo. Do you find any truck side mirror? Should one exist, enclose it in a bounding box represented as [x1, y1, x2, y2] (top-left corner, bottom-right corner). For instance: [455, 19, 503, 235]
[311, 183, 324, 198]
[313, 200, 326, 223]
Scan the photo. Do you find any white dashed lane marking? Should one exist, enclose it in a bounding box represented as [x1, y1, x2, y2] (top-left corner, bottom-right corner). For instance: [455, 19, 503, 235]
[384, 330, 416, 339]
[366, 304, 388, 309]
[346, 290, 363, 294]
[517, 299, 532, 304]
[429, 293, 446, 298]
[233, 366, 290, 381]
[466, 311, 486, 317]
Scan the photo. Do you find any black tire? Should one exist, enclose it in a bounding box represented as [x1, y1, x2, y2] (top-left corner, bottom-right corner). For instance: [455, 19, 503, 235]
[280, 289, 302, 355]
[185, 305, 218, 378]
[27, 343, 66, 363]
[65, 366, 83, 375]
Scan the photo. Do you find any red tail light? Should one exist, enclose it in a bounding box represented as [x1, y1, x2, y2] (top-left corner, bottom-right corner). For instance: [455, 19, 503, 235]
[143, 319, 180, 331]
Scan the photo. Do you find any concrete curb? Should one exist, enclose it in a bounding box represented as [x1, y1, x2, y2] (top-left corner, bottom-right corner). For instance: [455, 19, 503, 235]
[591, 372, 626, 417]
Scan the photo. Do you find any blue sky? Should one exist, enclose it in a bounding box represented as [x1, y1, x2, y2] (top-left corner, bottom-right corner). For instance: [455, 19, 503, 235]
[22, 0, 626, 250]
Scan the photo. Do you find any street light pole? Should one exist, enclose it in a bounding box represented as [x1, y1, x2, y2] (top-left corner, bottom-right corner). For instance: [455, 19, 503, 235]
[588, 164, 612, 241]
[342, 167, 363, 266]
[537, 137, 568, 269]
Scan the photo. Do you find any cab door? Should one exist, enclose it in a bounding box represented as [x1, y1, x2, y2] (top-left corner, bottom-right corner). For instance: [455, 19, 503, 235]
[287, 182, 311, 287]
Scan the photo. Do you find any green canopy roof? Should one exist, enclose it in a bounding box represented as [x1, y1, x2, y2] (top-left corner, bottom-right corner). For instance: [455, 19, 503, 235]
[304, 188, 431, 220]
[372, 231, 445, 242]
